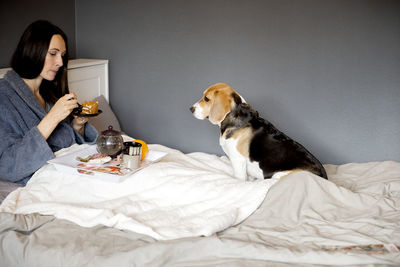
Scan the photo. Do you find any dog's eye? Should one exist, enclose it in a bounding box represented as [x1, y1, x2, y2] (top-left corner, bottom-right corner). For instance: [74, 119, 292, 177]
[204, 96, 210, 102]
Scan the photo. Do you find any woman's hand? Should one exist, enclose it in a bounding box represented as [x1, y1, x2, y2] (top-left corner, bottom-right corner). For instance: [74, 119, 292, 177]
[37, 93, 79, 140]
[48, 93, 79, 123]
[72, 116, 89, 136]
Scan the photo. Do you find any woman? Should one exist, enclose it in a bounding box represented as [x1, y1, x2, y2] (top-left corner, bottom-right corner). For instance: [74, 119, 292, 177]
[0, 20, 98, 184]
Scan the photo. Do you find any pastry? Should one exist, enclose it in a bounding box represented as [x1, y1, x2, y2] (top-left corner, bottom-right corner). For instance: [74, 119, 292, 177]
[80, 101, 99, 114]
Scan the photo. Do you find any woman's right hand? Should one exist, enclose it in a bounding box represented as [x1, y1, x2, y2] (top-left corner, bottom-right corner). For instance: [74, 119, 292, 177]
[48, 93, 78, 123]
[37, 93, 78, 140]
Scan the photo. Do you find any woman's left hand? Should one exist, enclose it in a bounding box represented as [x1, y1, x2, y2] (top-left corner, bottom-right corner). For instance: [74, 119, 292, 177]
[72, 116, 89, 136]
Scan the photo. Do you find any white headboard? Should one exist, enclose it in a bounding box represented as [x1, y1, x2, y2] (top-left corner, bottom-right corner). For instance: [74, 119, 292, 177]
[0, 58, 109, 103]
[67, 59, 109, 102]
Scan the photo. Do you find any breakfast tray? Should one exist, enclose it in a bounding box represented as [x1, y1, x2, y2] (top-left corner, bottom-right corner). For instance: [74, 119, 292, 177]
[48, 145, 167, 183]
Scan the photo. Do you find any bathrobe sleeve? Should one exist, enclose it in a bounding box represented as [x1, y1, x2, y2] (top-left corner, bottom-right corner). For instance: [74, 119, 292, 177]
[0, 106, 99, 184]
[0, 121, 55, 183]
[73, 122, 98, 145]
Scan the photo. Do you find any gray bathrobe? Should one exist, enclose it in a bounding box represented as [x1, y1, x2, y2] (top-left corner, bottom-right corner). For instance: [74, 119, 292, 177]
[0, 70, 98, 184]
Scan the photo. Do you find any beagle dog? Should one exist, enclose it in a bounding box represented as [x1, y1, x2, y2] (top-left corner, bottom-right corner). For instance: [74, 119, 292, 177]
[190, 83, 327, 181]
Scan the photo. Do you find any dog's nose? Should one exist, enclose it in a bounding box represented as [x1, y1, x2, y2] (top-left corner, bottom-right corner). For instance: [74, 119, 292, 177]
[189, 106, 195, 113]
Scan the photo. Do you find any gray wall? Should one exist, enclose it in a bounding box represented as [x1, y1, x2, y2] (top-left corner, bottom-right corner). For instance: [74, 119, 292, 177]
[1, 0, 399, 164]
[76, 0, 400, 164]
[0, 0, 76, 68]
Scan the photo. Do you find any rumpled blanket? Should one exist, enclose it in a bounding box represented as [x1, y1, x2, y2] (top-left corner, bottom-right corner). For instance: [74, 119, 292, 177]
[0, 143, 278, 240]
[0, 159, 399, 266]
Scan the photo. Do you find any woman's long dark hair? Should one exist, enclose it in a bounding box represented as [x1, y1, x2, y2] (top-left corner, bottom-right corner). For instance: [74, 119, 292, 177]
[10, 20, 69, 105]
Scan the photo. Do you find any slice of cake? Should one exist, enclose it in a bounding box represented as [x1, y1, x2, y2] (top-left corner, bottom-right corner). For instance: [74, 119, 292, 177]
[81, 101, 99, 114]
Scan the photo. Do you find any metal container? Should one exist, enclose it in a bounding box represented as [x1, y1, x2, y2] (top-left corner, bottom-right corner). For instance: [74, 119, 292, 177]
[122, 141, 142, 169]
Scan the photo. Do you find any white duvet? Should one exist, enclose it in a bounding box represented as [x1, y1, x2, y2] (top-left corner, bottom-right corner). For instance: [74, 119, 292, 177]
[1, 144, 400, 265]
[0, 143, 279, 240]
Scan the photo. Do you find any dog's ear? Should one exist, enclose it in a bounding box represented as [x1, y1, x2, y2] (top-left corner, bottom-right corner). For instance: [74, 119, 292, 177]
[209, 91, 230, 125]
[232, 92, 242, 105]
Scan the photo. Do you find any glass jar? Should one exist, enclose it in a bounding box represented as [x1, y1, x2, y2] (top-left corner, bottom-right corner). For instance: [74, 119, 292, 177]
[96, 125, 124, 157]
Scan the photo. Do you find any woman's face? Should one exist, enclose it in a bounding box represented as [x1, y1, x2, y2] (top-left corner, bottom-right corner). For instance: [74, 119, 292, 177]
[40, 34, 66, 81]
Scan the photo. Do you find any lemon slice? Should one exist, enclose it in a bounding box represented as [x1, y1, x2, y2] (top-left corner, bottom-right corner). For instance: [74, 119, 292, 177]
[133, 139, 148, 160]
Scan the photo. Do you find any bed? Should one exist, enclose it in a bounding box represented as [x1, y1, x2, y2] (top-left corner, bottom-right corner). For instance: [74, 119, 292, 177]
[0, 61, 399, 266]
